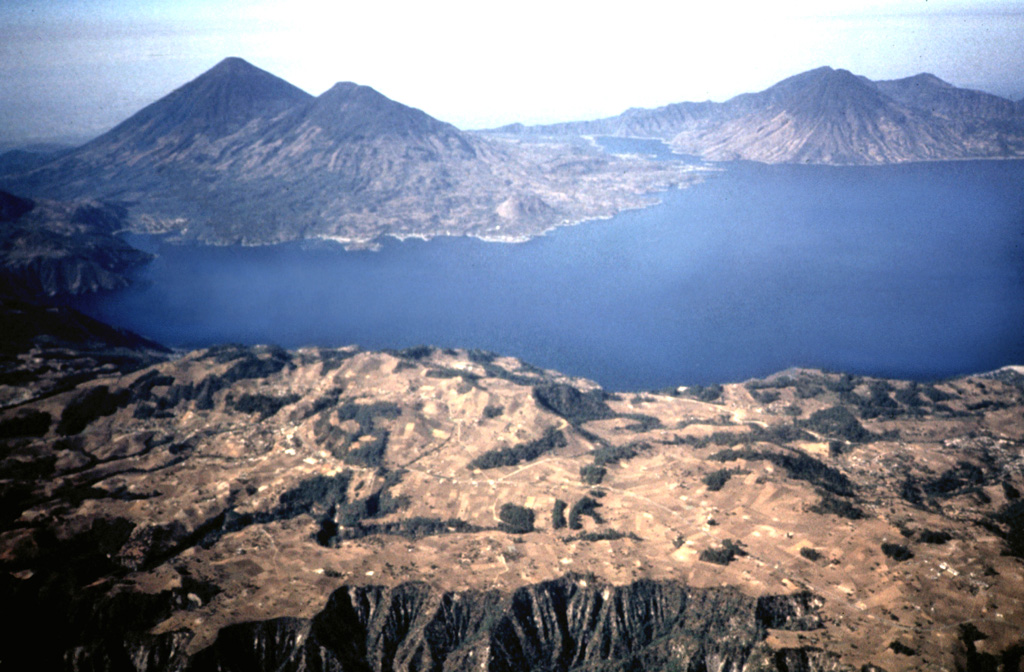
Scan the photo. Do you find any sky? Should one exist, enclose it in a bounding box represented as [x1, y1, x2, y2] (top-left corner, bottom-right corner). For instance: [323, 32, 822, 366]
[2, 0, 1023, 144]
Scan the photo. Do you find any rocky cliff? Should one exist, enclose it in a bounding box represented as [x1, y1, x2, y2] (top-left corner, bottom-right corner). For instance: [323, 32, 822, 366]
[48, 576, 825, 672]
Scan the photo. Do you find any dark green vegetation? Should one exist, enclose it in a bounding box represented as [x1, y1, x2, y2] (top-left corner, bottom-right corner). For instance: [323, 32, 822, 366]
[747, 376, 826, 400]
[809, 494, 865, 520]
[132, 349, 293, 418]
[676, 423, 814, 450]
[889, 640, 918, 656]
[703, 468, 738, 492]
[749, 389, 780, 404]
[881, 543, 914, 562]
[332, 516, 480, 541]
[700, 539, 748, 565]
[565, 530, 641, 542]
[296, 471, 481, 546]
[552, 499, 568, 530]
[580, 464, 606, 485]
[899, 460, 996, 509]
[468, 427, 567, 470]
[683, 384, 723, 402]
[592, 442, 649, 466]
[803, 406, 871, 443]
[568, 496, 603, 530]
[57, 386, 132, 435]
[743, 373, 983, 428]
[532, 383, 616, 424]
[709, 447, 855, 497]
[228, 392, 301, 420]
[314, 400, 401, 466]
[277, 472, 353, 520]
[799, 547, 823, 561]
[918, 530, 952, 544]
[343, 431, 390, 468]
[498, 503, 536, 534]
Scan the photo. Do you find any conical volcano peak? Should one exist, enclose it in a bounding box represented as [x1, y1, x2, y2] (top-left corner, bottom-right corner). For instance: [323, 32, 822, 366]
[319, 81, 372, 97]
[769, 66, 869, 92]
[207, 56, 259, 73]
[315, 81, 397, 110]
[301, 80, 463, 142]
[903, 72, 953, 87]
[88, 57, 313, 150]
[166, 57, 312, 122]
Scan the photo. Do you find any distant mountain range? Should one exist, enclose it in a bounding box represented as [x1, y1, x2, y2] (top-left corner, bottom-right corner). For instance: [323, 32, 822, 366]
[0, 58, 693, 246]
[495, 66, 1024, 164]
[4, 61, 1020, 247]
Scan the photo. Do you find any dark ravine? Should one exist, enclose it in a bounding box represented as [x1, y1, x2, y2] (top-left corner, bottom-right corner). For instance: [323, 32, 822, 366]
[52, 576, 825, 672]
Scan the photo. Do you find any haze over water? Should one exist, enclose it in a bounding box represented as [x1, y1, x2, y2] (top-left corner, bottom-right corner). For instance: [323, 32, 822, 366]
[73, 153, 1024, 390]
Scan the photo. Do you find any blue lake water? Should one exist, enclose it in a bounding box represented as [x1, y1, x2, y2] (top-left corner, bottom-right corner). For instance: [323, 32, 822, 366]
[71, 154, 1024, 390]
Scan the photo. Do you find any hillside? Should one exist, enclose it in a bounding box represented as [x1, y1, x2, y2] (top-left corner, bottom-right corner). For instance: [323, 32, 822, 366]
[0, 58, 698, 247]
[494, 66, 1024, 165]
[0, 190, 151, 298]
[2, 332, 1023, 670]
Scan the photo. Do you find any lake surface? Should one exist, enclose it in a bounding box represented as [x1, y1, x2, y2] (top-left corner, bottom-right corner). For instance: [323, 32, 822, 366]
[72, 152, 1024, 390]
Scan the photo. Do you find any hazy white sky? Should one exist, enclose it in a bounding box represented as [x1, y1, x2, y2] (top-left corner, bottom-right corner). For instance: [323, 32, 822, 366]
[2, 0, 1023, 143]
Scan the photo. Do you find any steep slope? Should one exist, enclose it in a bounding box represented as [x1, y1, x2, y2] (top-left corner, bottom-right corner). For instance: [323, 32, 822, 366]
[0, 191, 151, 298]
[0, 190, 34, 222]
[78, 56, 313, 156]
[2, 341, 1024, 670]
[2, 57, 314, 208]
[670, 66, 967, 164]
[1, 59, 696, 246]
[495, 66, 1024, 165]
[0, 287, 167, 406]
[295, 81, 475, 146]
[873, 73, 1019, 121]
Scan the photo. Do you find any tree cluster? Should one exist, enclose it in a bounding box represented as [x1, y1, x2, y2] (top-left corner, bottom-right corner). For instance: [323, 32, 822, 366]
[498, 503, 535, 534]
[468, 428, 567, 470]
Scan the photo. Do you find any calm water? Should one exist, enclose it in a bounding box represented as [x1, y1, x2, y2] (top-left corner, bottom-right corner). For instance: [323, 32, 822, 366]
[72, 155, 1024, 390]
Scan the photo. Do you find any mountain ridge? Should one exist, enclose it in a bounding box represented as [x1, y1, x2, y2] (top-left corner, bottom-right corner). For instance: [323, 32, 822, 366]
[0, 58, 695, 246]
[493, 65, 1024, 165]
